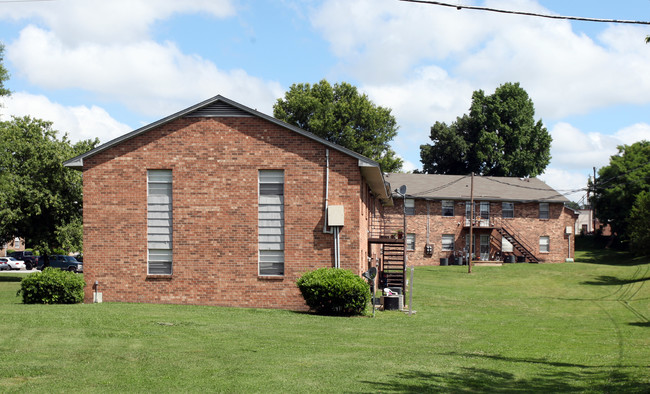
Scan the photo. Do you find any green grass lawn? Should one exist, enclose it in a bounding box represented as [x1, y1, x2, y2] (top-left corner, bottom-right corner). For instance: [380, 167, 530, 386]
[0, 247, 648, 393]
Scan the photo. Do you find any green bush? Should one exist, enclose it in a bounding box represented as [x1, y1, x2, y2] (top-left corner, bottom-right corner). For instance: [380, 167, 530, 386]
[17, 267, 85, 304]
[296, 268, 370, 316]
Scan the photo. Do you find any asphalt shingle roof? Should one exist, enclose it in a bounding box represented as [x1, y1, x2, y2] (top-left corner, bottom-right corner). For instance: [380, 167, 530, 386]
[385, 173, 569, 203]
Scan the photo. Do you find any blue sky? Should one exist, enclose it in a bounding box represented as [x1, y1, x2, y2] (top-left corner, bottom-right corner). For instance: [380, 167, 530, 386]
[1, 0, 650, 204]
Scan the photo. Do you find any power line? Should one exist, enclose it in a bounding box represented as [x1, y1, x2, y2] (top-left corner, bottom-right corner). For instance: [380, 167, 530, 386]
[0, 0, 55, 2]
[409, 175, 469, 197]
[399, 0, 650, 26]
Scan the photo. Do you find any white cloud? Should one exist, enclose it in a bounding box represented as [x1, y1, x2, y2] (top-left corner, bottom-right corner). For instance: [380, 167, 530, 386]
[311, 0, 650, 121]
[538, 167, 589, 203]
[549, 121, 650, 172]
[7, 26, 285, 118]
[549, 122, 618, 170]
[0, 0, 236, 44]
[363, 65, 473, 128]
[2, 92, 132, 144]
[312, 0, 491, 83]
[614, 123, 650, 145]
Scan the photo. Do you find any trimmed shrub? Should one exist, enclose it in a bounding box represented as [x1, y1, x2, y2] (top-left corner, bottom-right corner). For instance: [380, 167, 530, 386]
[296, 268, 370, 316]
[17, 267, 85, 304]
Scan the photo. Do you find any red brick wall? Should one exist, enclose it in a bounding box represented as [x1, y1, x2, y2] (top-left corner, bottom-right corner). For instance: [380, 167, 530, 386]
[384, 199, 576, 266]
[82, 116, 373, 310]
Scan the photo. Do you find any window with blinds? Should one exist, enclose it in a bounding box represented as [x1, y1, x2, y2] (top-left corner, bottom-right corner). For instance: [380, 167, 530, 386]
[405, 198, 415, 215]
[502, 202, 514, 218]
[147, 170, 173, 275]
[259, 170, 284, 276]
[539, 203, 550, 219]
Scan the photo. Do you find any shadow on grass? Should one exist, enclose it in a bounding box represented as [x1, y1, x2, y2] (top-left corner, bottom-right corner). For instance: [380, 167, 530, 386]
[364, 367, 650, 393]
[0, 276, 23, 282]
[629, 322, 650, 328]
[582, 275, 650, 286]
[441, 352, 593, 368]
[577, 250, 648, 266]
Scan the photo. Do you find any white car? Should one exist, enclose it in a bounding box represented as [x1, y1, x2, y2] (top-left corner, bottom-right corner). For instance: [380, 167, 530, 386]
[0, 259, 8, 271]
[0, 257, 26, 270]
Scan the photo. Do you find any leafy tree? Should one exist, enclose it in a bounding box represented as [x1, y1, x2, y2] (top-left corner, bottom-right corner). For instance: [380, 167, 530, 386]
[628, 191, 650, 255]
[0, 43, 10, 100]
[273, 79, 403, 172]
[592, 141, 650, 243]
[420, 82, 551, 177]
[0, 116, 99, 254]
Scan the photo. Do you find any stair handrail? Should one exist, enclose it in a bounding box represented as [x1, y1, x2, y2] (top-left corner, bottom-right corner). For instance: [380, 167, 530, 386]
[496, 217, 539, 261]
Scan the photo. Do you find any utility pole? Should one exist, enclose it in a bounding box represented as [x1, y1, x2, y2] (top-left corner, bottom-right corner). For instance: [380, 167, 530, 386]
[468, 172, 474, 274]
[592, 166, 597, 233]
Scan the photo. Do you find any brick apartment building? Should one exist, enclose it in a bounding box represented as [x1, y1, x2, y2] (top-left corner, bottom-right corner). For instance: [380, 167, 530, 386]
[65, 95, 391, 309]
[66, 96, 577, 310]
[382, 173, 578, 267]
[1, 237, 25, 256]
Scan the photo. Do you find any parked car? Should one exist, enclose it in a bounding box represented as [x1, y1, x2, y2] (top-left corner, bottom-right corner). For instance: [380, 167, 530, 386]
[37, 255, 83, 273]
[0, 257, 26, 270]
[8, 251, 39, 270]
[0, 259, 9, 271]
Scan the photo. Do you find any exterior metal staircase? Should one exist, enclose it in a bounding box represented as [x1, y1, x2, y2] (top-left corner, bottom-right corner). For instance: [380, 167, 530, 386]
[381, 240, 405, 289]
[497, 224, 539, 263]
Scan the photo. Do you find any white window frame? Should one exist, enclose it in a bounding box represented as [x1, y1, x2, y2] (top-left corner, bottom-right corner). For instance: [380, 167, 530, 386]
[502, 202, 514, 219]
[259, 170, 285, 276]
[406, 233, 416, 251]
[147, 170, 173, 275]
[540, 236, 550, 253]
[539, 203, 550, 219]
[405, 198, 415, 215]
[441, 200, 454, 217]
[442, 234, 454, 251]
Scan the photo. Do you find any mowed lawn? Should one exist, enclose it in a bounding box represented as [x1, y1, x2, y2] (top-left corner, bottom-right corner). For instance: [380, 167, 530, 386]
[0, 249, 648, 392]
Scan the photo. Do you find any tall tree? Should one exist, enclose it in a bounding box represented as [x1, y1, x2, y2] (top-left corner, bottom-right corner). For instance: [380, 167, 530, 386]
[0, 116, 99, 253]
[628, 191, 650, 255]
[273, 79, 403, 172]
[420, 82, 551, 177]
[0, 43, 11, 100]
[592, 141, 650, 243]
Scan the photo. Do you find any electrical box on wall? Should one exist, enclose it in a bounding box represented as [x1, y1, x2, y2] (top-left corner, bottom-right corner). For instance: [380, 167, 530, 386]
[565, 226, 572, 235]
[328, 205, 345, 226]
[425, 244, 433, 255]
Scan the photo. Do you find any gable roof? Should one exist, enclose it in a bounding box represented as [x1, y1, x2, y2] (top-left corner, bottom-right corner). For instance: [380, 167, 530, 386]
[63, 95, 392, 202]
[385, 173, 569, 203]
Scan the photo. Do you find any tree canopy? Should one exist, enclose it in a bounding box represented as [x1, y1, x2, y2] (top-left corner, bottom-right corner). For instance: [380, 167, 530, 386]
[273, 79, 403, 172]
[420, 82, 551, 177]
[592, 140, 650, 248]
[628, 191, 650, 256]
[0, 44, 10, 99]
[0, 116, 99, 254]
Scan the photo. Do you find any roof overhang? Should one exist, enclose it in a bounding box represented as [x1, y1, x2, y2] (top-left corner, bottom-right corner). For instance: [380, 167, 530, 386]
[359, 161, 392, 205]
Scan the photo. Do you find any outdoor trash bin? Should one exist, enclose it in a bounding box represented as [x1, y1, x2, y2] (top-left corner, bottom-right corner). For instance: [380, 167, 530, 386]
[440, 258, 448, 266]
